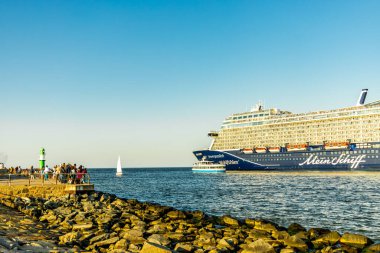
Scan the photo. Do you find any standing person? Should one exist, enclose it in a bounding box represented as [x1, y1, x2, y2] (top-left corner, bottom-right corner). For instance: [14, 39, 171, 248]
[56, 165, 62, 183]
[44, 165, 49, 181]
[76, 167, 83, 184]
[52, 166, 57, 180]
[64, 163, 71, 183]
[30, 166, 35, 180]
[82, 167, 88, 183]
[69, 166, 76, 184]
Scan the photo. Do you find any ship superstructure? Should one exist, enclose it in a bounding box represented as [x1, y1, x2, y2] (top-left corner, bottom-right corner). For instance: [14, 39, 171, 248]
[193, 89, 380, 171]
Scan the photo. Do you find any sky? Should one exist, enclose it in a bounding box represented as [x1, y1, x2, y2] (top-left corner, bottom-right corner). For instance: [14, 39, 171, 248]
[1, 0, 380, 168]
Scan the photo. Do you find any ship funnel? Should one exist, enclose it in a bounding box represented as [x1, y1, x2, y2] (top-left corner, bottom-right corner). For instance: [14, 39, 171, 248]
[356, 89, 368, 106]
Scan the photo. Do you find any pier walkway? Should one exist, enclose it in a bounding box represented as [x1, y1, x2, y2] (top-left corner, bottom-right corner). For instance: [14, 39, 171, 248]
[0, 173, 94, 195]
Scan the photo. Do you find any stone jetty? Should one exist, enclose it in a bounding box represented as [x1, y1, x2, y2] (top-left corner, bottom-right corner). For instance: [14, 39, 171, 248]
[0, 185, 379, 253]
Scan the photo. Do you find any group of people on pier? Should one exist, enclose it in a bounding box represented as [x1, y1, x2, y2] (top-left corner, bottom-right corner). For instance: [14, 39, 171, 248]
[4, 163, 89, 184]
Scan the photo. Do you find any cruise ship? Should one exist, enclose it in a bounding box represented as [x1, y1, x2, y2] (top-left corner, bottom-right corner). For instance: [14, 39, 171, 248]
[193, 89, 380, 171]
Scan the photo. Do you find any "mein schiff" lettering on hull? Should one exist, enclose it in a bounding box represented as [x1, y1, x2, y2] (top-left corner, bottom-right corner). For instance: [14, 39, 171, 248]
[299, 154, 366, 169]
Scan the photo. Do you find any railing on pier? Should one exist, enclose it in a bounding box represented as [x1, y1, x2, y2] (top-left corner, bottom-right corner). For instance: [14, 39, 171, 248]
[0, 173, 91, 186]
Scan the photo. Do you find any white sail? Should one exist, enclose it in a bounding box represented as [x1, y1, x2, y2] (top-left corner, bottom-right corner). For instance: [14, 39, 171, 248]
[116, 156, 122, 176]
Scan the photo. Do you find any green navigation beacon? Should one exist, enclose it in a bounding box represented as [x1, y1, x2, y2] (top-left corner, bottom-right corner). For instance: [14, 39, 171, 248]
[39, 148, 46, 169]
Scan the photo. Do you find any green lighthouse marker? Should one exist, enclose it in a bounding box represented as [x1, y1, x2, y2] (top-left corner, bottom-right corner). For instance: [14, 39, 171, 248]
[39, 148, 46, 169]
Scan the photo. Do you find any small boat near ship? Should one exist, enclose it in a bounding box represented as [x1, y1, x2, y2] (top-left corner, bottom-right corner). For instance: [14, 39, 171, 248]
[116, 156, 122, 176]
[192, 160, 226, 173]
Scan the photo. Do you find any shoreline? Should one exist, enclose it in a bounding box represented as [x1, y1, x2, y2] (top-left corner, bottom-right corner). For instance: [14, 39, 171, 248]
[0, 185, 379, 252]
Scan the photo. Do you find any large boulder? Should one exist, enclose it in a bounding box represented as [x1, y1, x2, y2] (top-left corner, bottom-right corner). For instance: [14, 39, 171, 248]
[195, 231, 216, 248]
[312, 231, 341, 248]
[280, 248, 296, 253]
[308, 228, 331, 240]
[189, 210, 205, 221]
[272, 230, 290, 240]
[123, 229, 146, 244]
[222, 215, 240, 226]
[245, 218, 257, 227]
[44, 200, 59, 209]
[166, 232, 185, 242]
[93, 237, 119, 247]
[174, 242, 194, 253]
[217, 237, 238, 251]
[39, 212, 57, 223]
[283, 235, 308, 252]
[287, 223, 306, 235]
[255, 220, 278, 233]
[243, 239, 276, 253]
[114, 238, 128, 250]
[147, 234, 171, 247]
[140, 242, 173, 253]
[340, 233, 374, 249]
[72, 223, 93, 231]
[248, 229, 272, 240]
[363, 243, 380, 253]
[147, 223, 168, 234]
[167, 210, 186, 220]
[89, 233, 109, 245]
[59, 232, 81, 245]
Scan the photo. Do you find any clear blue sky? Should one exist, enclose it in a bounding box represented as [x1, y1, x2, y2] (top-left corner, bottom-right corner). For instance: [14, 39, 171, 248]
[1, 0, 380, 167]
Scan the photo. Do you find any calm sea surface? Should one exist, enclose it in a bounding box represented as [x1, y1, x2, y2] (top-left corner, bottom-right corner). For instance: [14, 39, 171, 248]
[89, 168, 380, 241]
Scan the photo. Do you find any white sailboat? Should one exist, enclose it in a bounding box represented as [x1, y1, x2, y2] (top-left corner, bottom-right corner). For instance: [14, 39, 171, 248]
[116, 156, 122, 176]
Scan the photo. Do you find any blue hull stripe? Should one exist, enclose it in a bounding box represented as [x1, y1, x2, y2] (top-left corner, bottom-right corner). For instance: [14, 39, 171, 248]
[193, 147, 380, 171]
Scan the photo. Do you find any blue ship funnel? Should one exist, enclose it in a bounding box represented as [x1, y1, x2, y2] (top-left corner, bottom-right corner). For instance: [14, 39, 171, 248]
[356, 89, 368, 106]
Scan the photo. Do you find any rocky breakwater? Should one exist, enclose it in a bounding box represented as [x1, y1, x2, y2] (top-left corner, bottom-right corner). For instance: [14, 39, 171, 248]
[0, 190, 379, 253]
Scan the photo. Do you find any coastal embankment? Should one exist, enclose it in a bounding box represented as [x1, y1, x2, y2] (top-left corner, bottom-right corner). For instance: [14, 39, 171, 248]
[0, 184, 379, 253]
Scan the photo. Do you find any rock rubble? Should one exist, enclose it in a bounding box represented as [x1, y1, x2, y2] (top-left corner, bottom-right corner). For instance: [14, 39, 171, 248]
[0, 190, 378, 253]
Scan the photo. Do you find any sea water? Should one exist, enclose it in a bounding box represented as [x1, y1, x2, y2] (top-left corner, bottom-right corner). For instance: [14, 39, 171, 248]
[89, 168, 380, 241]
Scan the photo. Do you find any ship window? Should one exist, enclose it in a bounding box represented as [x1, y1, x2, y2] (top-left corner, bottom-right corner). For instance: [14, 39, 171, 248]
[371, 150, 375, 153]
[376, 150, 379, 153]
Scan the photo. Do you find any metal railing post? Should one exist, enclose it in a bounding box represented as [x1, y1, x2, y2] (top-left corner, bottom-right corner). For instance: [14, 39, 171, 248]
[8, 174, 11, 186]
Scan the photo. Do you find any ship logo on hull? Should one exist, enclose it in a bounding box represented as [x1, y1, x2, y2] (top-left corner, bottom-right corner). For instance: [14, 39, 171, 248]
[299, 154, 366, 169]
[207, 154, 224, 159]
[219, 160, 239, 165]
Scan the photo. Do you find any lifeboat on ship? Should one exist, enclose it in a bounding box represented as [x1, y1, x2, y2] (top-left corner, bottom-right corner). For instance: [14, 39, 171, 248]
[286, 144, 308, 152]
[255, 147, 267, 153]
[242, 148, 254, 154]
[324, 141, 349, 150]
[269, 146, 281, 153]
